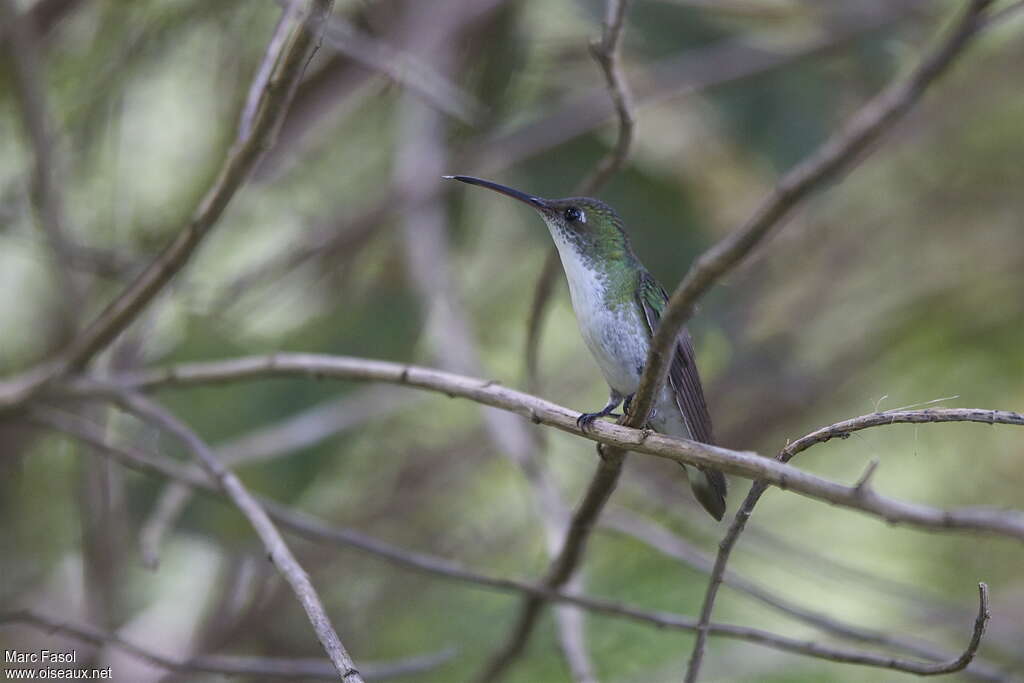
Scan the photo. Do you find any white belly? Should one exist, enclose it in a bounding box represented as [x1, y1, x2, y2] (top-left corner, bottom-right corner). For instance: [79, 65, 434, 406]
[574, 296, 648, 396]
[556, 243, 693, 440]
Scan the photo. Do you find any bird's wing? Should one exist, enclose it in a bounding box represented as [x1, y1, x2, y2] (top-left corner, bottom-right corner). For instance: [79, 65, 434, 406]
[635, 270, 714, 444]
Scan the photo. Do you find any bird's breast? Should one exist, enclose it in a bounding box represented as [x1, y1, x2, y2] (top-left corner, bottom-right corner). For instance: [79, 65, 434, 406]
[567, 282, 649, 396]
[552, 240, 649, 395]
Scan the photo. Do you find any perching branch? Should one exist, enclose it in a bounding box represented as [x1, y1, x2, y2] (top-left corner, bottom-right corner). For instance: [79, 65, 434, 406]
[633, 0, 996, 437]
[0, 610, 453, 681]
[86, 389, 364, 682]
[56, 354, 1024, 541]
[0, 0, 334, 409]
[28, 407, 999, 678]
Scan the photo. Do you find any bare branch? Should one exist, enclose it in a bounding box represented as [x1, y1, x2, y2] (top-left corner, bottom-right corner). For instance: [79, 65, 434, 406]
[634, 0, 996, 444]
[786, 408, 1024, 455]
[575, 0, 636, 196]
[27, 408, 999, 677]
[688, 404, 1016, 683]
[0, 0, 334, 409]
[602, 509, 1006, 681]
[238, 0, 301, 144]
[0, 610, 453, 681]
[86, 391, 364, 682]
[473, 450, 624, 683]
[56, 354, 1024, 540]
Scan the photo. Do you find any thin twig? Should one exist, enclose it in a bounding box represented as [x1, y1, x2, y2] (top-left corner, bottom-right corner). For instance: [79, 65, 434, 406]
[686, 397, 1008, 683]
[26, 409, 999, 677]
[0, 0, 334, 409]
[90, 391, 364, 682]
[238, 0, 300, 144]
[635, 0, 996, 450]
[575, 0, 635, 196]
[55, 354, 1024, 540]
[601, 509, 1005, 681]
[0, 610, 453, 681]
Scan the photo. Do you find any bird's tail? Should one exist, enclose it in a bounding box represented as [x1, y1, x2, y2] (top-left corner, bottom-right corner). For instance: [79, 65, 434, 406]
[682, 464, 728, 521]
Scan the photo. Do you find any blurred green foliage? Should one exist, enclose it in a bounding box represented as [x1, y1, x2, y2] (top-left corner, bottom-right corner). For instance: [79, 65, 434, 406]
[2, 1, 1023, 681]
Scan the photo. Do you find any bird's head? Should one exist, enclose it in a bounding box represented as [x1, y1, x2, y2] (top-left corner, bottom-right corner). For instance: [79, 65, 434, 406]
[444, 175, 632, 263]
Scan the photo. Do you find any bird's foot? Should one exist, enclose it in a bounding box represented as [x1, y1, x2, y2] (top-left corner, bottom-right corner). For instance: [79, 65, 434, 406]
[577, 409, 616, 431]
[622, 394, 658, 424]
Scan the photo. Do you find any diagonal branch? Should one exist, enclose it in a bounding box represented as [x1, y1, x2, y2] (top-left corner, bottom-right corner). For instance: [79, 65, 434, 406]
[601, 508, 1005, 678]
[28, 408, 999, 678]
[631, 0, 996, 437]
[87, 390, 364, 682]
[54, 354, 1024, 540]
[681, 3, 999, 675]
[0, 610, 453, 681]
[473, 450, 624, 683]
[237, 0, 301, 144]
[684, 412, 1010, 682]
[0, 0, 334, 410]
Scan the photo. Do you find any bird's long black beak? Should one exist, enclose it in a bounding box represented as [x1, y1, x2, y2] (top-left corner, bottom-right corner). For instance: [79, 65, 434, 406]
[443, 175, 548, 209]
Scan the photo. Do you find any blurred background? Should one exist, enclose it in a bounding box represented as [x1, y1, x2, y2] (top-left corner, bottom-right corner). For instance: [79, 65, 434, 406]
[2, 0, 1023, 681]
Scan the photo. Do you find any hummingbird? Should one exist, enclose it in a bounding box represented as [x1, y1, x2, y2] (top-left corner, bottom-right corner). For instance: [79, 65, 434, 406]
[445, 175, 727, 520]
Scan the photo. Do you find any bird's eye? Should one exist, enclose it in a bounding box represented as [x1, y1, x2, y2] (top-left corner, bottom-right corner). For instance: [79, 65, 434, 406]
[564, 207, 584, 223]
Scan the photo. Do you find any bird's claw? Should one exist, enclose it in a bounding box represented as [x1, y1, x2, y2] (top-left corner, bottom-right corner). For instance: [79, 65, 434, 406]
[576, 412, 602, 431]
